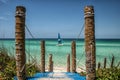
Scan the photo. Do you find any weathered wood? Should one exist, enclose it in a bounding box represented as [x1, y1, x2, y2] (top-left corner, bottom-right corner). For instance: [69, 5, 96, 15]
[111, 56, 114, 68]
[104, 58, 107, 68]
[67, 54, 70, 72]
[41, 40, 45, 72]
[84, 6, 96, 80]
[51, 61, 53, 72]
[15, 6, 26, 80]
[71, 41, 76, 72]
[48, 54, 53, 72]
[98, 62, 101, 69]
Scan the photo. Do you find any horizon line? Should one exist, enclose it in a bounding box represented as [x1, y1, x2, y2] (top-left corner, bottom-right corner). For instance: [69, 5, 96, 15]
[0, 38, 120, 40]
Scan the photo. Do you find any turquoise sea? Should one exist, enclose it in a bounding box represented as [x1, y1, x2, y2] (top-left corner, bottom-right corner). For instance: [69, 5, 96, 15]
[0, 39, 120, 69]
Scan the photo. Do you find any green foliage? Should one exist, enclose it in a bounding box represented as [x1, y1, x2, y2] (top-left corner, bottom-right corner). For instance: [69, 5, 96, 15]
[0, 46, 15, 80]
[79, 71, 86, 76]
[79, 65, 120, 80]
[96, 67, 120, 80]
[0, 46, 39, 80]
[26, 64, 39, 77]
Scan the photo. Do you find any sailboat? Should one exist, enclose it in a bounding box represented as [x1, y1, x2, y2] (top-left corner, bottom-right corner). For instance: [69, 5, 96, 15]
[57, 33, 63, 46]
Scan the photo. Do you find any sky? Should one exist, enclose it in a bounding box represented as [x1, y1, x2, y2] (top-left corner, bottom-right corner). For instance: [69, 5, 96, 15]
[0, 0, 120, 39]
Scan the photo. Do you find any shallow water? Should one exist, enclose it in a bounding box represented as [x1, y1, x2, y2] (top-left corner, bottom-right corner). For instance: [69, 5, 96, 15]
[0, 39, 120, 68]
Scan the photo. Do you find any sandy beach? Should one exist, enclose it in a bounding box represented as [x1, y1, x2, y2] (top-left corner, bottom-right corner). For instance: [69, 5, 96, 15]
[45, 66, 86, 72]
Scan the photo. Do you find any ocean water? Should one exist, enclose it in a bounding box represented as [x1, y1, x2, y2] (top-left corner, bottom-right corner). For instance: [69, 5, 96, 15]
[0, 39, 120, 69]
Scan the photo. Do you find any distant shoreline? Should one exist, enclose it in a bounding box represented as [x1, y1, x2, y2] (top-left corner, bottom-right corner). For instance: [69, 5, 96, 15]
[0, 38, 120, 40]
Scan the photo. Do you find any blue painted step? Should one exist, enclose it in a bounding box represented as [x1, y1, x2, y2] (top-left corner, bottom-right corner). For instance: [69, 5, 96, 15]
[14, 72, 86, 80]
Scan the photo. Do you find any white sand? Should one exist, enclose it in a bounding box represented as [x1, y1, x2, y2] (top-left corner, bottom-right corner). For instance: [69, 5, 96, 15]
[45, 66, 86, 72]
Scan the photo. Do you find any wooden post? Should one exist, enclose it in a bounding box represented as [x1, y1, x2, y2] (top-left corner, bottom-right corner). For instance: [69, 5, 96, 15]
[111, 56, 114, 68]
[51, 61, 53, 72]
[15, 6, 26, 80]
[104, 58, 106, 68]
[84, 6, 96, 80]
[41, 40, 45, 72]
[67, 54, 70, 72]
[71, 41, 76, 72]
[98, 62, 101, 69]
[48, 54, 53, 72]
